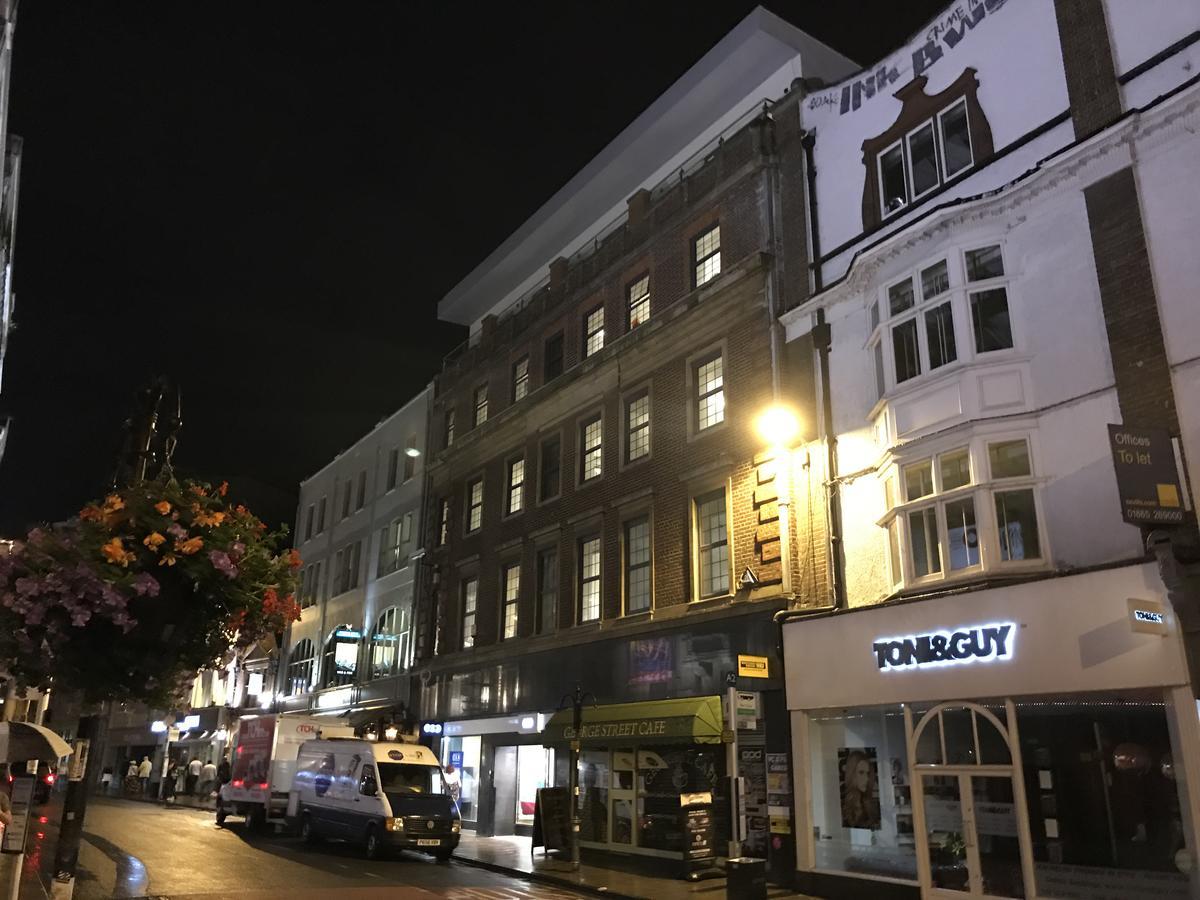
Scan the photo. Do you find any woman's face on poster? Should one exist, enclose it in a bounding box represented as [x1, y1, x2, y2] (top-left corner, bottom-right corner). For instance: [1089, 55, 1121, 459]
[852, 759, 871, 792]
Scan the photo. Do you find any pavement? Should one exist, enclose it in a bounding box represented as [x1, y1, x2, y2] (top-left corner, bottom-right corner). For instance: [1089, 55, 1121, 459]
[5, 795, 821, 900]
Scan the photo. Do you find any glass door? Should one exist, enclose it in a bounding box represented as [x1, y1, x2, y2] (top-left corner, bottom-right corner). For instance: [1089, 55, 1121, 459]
[610, 750, 636, 846]
[578, 750, 610, 845]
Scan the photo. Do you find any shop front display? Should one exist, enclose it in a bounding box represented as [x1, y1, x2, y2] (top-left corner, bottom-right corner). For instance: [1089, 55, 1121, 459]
[783, 563, 1200, 900]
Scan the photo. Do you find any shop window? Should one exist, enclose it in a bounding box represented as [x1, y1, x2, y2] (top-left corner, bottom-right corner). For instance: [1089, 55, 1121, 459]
[808, 705, 916, 882]
[285, 639, 315, 696]
[370, 605, 410, 679]
[441, 735, 481, 824]
[320, 625, 359, 689]
[516, 746, 554, 828]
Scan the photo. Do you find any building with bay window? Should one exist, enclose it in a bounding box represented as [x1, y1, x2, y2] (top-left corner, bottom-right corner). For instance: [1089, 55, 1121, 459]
[277, 386, 431, 733]
[779, 1, 1200, 898]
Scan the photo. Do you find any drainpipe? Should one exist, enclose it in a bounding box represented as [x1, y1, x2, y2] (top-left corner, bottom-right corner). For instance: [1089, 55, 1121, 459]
[801, 131, 822, 294]
[759, 105, 794, 602]
[813, 308, 845, 611]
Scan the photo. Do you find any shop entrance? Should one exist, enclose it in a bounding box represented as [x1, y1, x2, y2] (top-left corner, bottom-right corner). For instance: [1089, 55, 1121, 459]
[908, 701, 1034, 900]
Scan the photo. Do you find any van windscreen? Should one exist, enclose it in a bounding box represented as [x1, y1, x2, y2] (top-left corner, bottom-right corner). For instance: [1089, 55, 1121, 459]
[377, 762, 447, 795]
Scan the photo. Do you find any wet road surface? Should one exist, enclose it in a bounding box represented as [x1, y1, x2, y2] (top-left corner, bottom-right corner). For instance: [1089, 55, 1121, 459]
[19, 796, 588, 900]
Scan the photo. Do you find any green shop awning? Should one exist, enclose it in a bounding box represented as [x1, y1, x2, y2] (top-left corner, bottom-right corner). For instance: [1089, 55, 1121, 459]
[542, 696, 724, 745]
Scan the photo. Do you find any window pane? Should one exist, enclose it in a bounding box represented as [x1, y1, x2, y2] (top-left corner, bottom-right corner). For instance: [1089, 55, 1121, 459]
[627, 393, 650, 461]
[921, 260, 949, 299]
[908, 507, 941, 577]
[904, 460, 934, 500]
[880, 143, 907, 212]
[582, 418, 603, 480]
[697, 490, 729, 598]
[508, 458, 524, 514]
[892, 319, 920, 383]
[580, 538, 601, 622]
[989, 440, 1031, 478]
[694, 226, 721, 287]
[945, 497, 980, 570]
[513, 357, 529, 401]
[965, 245, 1004, 281]
[888, 278, 915, 316]
[940, 448, 971, 490]
[941, 102, 972, 177]
[544, 332, 564, 380]
[585, 307, 605, 357]
[540, 437, 561, 500]
[628, 275, 650, 329]
[537, 549, 558, 634]
[908, 122, 939, 196]
[970, 288, 1013, 352]
[995, 489, 1041, 561]
[925, 301, 957, 370]
[503, 565, 520, 639]
[873, 341, 886, 400]
[887, 518, 902, 585]
[696, 355, 724, 430]
[625, 518, 651, 614]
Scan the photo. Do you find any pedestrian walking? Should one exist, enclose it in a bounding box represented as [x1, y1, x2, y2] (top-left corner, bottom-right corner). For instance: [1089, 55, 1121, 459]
[186, 755, 202, 796]
[163, 759, 180, 804]
[137, 755, 153, 797]
[199, 759, 217, 801]
[217, 755, 231, 787]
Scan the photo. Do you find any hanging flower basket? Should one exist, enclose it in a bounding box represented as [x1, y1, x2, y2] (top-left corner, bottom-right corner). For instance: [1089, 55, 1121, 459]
[0, 477, 301, 708]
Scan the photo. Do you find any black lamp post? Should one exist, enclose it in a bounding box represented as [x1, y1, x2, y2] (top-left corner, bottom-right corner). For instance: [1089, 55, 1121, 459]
[558, 683, 595, 870]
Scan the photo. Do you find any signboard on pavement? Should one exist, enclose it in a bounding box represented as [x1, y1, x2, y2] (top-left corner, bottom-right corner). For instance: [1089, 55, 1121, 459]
[1107, 425, 1185, 525]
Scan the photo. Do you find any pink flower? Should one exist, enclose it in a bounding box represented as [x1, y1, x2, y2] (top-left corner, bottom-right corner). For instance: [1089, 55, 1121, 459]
[131, 573, 160, 597]
[208, 550, 238, 579]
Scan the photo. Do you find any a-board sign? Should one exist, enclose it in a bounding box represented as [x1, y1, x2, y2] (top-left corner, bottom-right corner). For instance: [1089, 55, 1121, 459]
[683, 804, 716, 860]
[1, 776, 34, 854]
[531, 787, 571, 856]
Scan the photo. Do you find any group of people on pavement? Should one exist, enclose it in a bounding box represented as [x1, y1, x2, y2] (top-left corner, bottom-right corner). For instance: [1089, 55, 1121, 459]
[117, 753, 230, 803]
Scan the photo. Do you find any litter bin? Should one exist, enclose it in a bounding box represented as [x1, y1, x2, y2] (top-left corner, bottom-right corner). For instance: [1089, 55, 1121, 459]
[726, 857, 767, 900]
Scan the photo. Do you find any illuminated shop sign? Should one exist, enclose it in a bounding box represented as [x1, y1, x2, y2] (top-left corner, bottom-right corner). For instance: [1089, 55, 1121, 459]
[872, 622, 1015, 671]
[421, 722, 443, 735]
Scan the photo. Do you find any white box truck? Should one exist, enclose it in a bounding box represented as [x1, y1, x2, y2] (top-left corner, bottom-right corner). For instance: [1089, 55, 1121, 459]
[216, 714, 352, 829]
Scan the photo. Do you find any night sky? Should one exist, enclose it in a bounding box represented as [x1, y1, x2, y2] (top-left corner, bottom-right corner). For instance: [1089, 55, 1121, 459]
[0, 1, 943, 536]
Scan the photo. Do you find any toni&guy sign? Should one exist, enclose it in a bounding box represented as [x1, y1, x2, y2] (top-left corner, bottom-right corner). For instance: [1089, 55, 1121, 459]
[873, 622, 1016, 672]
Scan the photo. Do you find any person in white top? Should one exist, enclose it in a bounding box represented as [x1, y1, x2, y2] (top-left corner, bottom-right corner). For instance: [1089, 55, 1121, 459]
[187, 756, 203, 796]
[198, 759, 218, 800]
[137, 756, 153, 797]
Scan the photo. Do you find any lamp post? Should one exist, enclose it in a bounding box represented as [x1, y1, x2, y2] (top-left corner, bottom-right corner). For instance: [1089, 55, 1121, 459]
[559, 684, 595, 870]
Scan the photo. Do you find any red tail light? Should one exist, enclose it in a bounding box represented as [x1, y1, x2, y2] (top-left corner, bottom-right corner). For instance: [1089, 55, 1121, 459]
[44, 773, 55, 785]
[257, 782, 269, 790]
[232, 778, 244, 788]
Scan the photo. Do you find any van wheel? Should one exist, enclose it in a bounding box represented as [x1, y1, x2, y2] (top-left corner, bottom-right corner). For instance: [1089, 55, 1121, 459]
[244, 805, 264, 833]
[364, 825, 385, 861]
[301, 814, 320, 844]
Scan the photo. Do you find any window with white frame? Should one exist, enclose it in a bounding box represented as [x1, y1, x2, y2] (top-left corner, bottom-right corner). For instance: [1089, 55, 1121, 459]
[694, 488, 730, 599]
[513, 356, 530, 402]
[878, 98, 973, 216]
[502, 563, 520, 639]
[507, 457, 525, 515]
[461, 577, 478, 649]
[370, 605, 411, 679]
[627, 274, 650, 330]
[868, 244, 1012, 399]
[624, 516, 651, 614]
[578, 536, 601, 623]
[333, 541, 361, 594]
[580, 415, 602, 482]
[377, 512, 413, 578]
[584, 306, 605, 358]
[626, 390, 650, 462]
[693, 224, 721, 287]
[466, 478, 483, 532]
[286, 639, 315, 695]
[882, 436, 1043, 588]
[437, 498, 450, 546]
[473, 384, 489, 427]
[444, 408, 456, 448]
[695, 352, 725, 431]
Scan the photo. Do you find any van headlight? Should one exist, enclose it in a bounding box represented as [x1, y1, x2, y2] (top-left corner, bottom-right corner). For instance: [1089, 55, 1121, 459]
[385, 817, 405, 832]
[451, 819, 461, 834]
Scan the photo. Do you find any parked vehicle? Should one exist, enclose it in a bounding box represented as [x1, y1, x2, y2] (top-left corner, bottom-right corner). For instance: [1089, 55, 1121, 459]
[216, 714, 352, 830]
[5, 761, 56, 804]
[289, 739, 461, 861]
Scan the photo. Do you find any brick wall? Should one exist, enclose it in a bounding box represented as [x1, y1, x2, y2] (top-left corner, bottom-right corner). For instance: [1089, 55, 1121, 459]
[1054, 0, 1123, 140]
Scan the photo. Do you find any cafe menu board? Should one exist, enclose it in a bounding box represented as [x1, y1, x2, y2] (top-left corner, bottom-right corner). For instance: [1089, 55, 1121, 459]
[1, 777, 34, 854]
[531, 787, 571, 856]
[683, 805, 715, 860]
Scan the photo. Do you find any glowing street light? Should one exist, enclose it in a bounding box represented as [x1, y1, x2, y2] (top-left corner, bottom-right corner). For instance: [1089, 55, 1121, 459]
[755, 405, 800, 448]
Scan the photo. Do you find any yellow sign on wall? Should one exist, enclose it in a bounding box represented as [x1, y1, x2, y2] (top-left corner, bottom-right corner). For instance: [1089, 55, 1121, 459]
[737, 654, 770, 679]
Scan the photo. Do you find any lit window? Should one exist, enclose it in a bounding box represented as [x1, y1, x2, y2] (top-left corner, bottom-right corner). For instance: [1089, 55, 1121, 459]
[584, 306, 605, 358]
[502, 563, 520, 640]
[624, 517, 651, 614]
[578, 537, 601, 623]
[473, 385, 488, 427]
[695, 489, 729, 599]
[626, 391, 650, 462]
[695, 353, 725, 431]
[513, 356, 530, 402]
[286, 640, 315, 696]
[627, 275, 650, 330]
[507, 457, 525, 515]
[693, 224, 721, 287]
[437, 498, 450, 546]
[321, 625, 358, 689]
[461, 578, 478, 649]
[370, 606, 411, 679]
[580, 415, 602, 482]
[877, 98, 974, 217]
[444, 408, 456, 448]
[467, 478, 483, 532]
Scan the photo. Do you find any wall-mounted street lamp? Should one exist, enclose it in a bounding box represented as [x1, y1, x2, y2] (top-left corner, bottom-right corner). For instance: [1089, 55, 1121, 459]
[754, 404, 800, 449]
[404, 447, 421, 458]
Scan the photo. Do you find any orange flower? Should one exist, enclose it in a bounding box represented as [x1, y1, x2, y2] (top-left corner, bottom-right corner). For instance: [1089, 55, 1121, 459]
[194, 510, 226, 528]
[158, 553, 177, 567]
[234, 505, 249, 517]
[190, 485, 207, 497]
[154, 501, 171, 515]
[102, 494, 125, 513]
[80, 505, 103, 522]
[218, 481, 229, 497]
[175, 537, 203, 555]
[143, 532, 166, 552]
[100, 538, 133, 567]
[288, 549, 302, 571]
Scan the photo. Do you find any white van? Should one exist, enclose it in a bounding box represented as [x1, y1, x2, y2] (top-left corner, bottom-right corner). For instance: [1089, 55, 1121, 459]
[289, 739, 461, 861]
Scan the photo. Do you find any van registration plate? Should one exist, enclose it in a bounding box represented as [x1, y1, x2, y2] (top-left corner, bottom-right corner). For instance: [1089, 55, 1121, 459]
[417, 839, 441, 847]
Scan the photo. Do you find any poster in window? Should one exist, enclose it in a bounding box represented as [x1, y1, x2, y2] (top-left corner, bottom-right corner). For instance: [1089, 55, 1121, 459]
[629, 636, 672, 685]
[838, 746, 880, 830]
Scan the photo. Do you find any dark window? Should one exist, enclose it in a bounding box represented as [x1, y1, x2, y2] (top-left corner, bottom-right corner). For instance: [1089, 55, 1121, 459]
[939, 100, 972, 178]
[305, 504, 314, 541]
[879, 143, 907, 212]
[544, 332, 564, 381]
[907, 122, 939, 197]
[444, 409, 456, 448]
[403, 437, 417, 481]
[539, 436, 561, 501]
[970, 289, 1013, 352]
[535, 548, 558, 634]
[624, 516, 651, 614]
[892, 319, 921, 383]
[512, 356, 530, 402]
[317, 497, 327, 533]
[925, 302, 957, 370]
[356, 471, 366, 510]
[386, 449, 399, 491]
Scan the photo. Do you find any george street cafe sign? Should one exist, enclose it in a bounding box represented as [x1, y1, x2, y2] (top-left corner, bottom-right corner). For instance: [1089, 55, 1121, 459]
[1107, 425, 1185, 526]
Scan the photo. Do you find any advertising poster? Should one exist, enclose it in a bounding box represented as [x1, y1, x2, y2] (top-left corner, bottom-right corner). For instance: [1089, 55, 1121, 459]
[231, 716, 276, 787]
[629, 637, 672, 685]
[766, 752, 792, 835]
[838, 746, 880, 830]
[739, 746, 768, 857]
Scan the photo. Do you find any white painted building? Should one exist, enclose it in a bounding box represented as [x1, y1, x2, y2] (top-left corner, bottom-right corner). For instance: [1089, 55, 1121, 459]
[778, 1, 1200, 898]
[278, 385, 431, 730]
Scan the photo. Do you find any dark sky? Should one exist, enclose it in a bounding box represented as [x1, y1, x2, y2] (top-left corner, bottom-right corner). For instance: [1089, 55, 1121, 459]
[0, 1, 943, 535]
